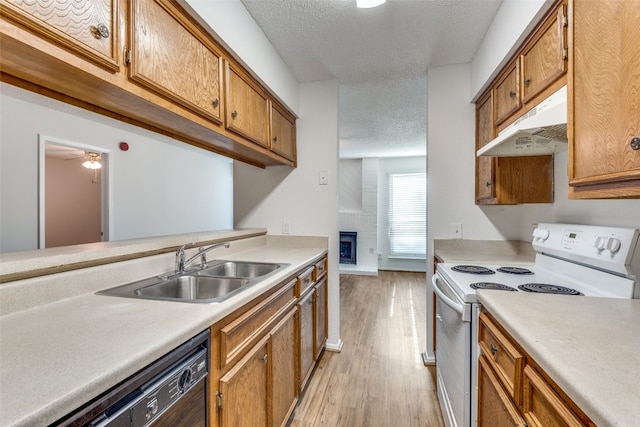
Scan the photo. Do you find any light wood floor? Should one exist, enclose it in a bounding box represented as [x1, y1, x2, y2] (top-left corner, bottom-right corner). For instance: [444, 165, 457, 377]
[288, 271, 444, 427]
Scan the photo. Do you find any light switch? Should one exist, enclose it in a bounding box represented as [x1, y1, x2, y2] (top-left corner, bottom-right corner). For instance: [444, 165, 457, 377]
[319, 170, 328, 185]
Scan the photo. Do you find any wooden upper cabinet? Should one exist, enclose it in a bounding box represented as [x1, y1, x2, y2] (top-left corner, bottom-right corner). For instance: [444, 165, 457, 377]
[520, 2, 567, 104]
[476, 93, 496, 203]
[493, 61, 521, 127]
[1, 0, 119, 72]
[225, 62, 269, 147]
[129, 0, 222, 124]
[270, 103, 297, 162]
[569, 0, 640, 198]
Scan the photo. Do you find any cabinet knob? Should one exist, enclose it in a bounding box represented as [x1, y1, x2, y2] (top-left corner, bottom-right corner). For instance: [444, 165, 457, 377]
[490, 344, 498, 356]
[262, 354, 268, 363]
[273, 136, 278, 143]
[523, 78, 531, 87]
[231, 110, 238, 119]
[92, 23, 110, 39]
[509, 91, 516, 99]
[631, 136, 640, 151]
[485, 181, 491, 188]
[212, 98, 219, 108]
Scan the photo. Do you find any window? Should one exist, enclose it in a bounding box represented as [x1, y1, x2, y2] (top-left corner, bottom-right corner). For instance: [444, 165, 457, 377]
[389, 173, 426, 257]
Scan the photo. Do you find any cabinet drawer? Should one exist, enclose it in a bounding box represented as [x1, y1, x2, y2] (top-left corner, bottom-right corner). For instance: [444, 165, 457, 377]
[523, 365, 584, 427]
[297, 267, 315, 297]
[313, 257, 327, 282]
[478, 312, 525, 405]
[220, 279, 296, 368]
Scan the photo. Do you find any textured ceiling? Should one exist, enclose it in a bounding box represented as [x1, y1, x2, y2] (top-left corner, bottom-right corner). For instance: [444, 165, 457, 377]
[240, 0, 503, 158]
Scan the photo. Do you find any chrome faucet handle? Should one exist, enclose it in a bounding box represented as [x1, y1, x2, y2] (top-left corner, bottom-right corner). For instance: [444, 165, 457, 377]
[199, 242, 230, 269]
[175, 243, 195, 274]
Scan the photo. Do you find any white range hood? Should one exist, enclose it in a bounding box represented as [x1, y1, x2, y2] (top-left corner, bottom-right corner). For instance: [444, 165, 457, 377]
[477, 85, 567, 157]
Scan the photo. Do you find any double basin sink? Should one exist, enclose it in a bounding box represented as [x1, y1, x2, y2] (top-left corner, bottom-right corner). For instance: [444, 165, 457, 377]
[98, 261, 289, 304]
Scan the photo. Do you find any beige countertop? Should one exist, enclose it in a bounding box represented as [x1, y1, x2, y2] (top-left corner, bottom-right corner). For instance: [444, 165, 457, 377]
[477, 291, 640, 427]
[433, 239, 535, 265]
[0, 237, 327, 427]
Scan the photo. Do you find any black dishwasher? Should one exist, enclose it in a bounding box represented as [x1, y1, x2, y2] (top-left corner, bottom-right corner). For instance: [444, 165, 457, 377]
[52, 330, 209, 427]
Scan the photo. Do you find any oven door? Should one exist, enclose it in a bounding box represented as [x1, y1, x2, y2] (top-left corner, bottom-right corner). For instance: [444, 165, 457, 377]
[433, 273, 473, 427]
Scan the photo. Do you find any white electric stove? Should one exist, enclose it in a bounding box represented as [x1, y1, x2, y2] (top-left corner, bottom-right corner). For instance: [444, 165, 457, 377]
[433, 223, 640, 427]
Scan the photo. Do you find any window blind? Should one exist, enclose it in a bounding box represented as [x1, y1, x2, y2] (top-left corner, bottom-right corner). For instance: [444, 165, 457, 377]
[389, 173, 426, 257]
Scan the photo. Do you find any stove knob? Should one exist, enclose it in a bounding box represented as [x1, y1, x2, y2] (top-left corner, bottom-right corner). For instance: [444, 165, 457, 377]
[607, 237, 622, 254]
[533, 228, 550, 241]
[594, 236, 607, 252]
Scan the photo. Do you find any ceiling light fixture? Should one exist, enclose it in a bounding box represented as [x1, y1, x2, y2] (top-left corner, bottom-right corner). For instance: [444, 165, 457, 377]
[357, 0, 386, 8]
[82, 151, 102, 170]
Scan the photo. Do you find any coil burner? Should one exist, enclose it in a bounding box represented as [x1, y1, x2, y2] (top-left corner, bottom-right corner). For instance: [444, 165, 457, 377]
[517, 283, 582, 295]
[496, 267, 533, 275]
[470, 282, 518, 291]
[451, 265, 495, 275]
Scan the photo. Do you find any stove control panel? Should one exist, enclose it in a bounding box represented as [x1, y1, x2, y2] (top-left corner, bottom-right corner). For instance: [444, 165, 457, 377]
[533, 223, 639, 278]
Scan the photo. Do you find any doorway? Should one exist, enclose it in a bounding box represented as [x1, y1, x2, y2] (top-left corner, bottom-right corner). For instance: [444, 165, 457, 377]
[38, 135, 110, 248]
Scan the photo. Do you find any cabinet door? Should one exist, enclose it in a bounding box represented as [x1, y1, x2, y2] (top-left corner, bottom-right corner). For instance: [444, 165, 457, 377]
[129, 0, 222, 124]
[476, 93, 496, 203]
[522, 365, 584, 427]
[314, 278, 327, 359]
[494, 60, 521, 127]
[219, 336, 269, 427]
[478, 355, 527, 427]
[569, 0, 640, 198]
[270, 308, 298, 427]
[270, 103, 296, 162]
[521, 2, 567, 103]
[1, 0, 119, 71]
[298, 290, 315, 391]
[225, 63, 269, 147]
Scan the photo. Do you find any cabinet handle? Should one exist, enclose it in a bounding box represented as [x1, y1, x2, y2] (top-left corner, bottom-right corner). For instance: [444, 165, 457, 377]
[631, 136, 640, 151]
[485, 181, 491, 188]
[273, 136, 278, 143]
[91, 23, 110, 39]
[523, 78, 531, 87]
[262, 354, 268, 363]
[509, 91, 516, 99]
[231, 110, 238, 119]
[212, 98, 219, 108]
[490, 343, 498, 356]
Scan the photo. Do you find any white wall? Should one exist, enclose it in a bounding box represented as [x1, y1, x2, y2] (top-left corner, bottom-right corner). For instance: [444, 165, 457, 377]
[234, 80, 341, 350]
[0, 84, 233, 252]
[378, 156, 427, 272]
[184, 0, 299, 114]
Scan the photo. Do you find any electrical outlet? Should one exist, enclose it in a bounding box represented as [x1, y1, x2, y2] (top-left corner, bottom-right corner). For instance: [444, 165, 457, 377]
[319, 170, 328, 185]
[282, 220, 291, 234]
[451, 223, 462, 239]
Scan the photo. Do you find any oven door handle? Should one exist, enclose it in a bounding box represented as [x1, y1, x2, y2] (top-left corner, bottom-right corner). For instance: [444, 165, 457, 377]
[432, 273, 470, 322]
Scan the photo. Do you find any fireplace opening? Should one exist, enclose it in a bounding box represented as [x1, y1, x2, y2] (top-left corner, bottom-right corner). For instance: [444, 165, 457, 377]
[340, 232, 357, 264]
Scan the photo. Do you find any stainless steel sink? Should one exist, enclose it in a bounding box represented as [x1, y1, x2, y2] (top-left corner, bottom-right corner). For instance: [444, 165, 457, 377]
[197, 261, 282, 278]
[135, 276, 250, 301]
[97, 260, 289, 304]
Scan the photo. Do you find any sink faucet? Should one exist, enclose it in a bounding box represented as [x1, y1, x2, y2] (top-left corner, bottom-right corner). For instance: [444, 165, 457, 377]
[175, 242, 230, 274]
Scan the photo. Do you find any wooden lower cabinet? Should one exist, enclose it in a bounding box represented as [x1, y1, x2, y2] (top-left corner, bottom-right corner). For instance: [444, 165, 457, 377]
[219, 336, 269, 427]
[270, 308, 298, 427]
[478, 311, 593, 427]
[478, 355, 526, 427]
[314, 277, 327, 359]
[298, 288, 315, 391]
[211, 255, 328, 426]
[523, 365, 584, 427]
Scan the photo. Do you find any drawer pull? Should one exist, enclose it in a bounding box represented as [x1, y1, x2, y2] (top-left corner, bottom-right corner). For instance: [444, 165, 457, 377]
[490, 343, 499, 356]
[509, 90, 516, 99]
